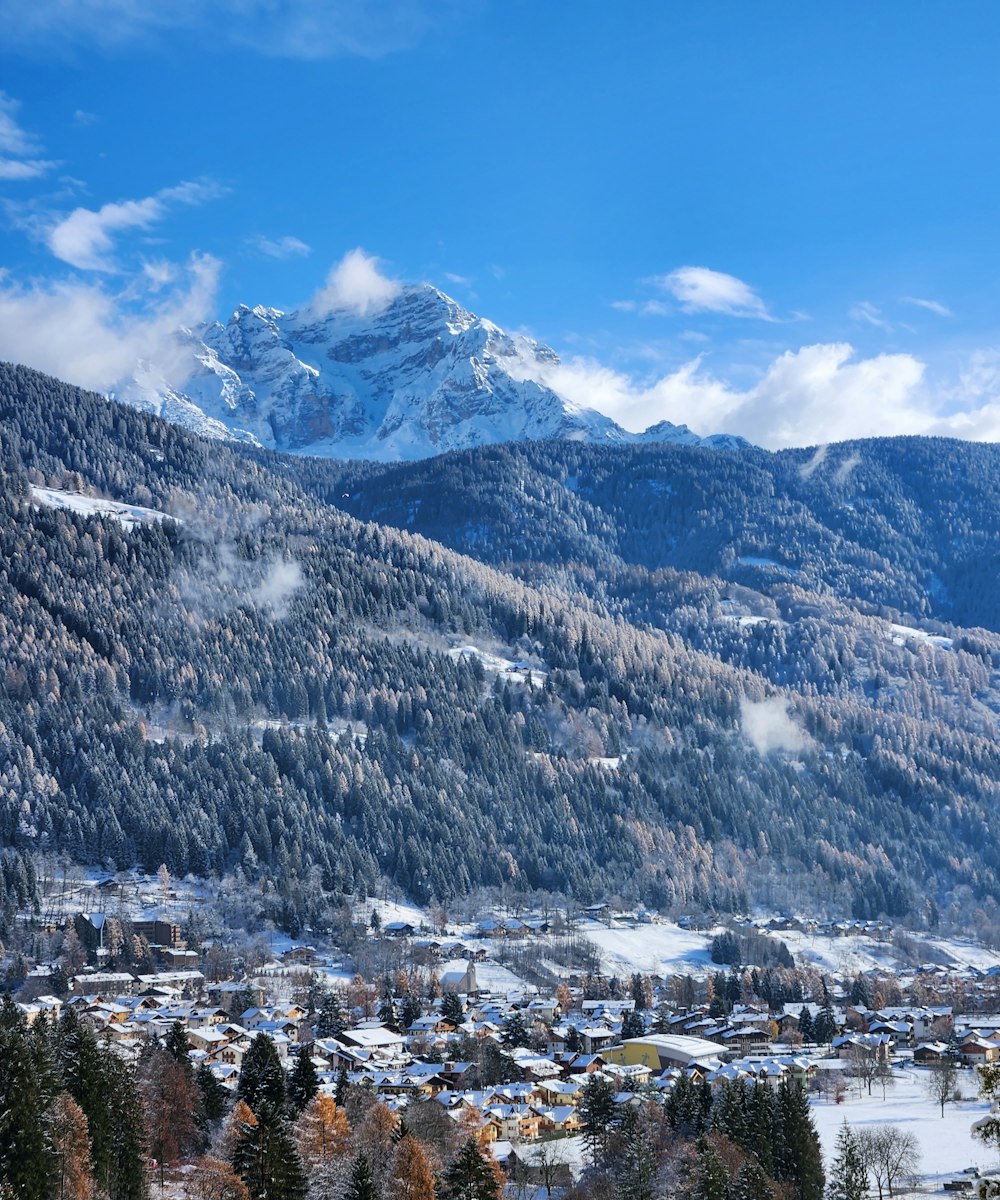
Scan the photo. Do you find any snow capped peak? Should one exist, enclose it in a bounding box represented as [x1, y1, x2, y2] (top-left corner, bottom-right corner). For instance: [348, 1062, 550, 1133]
[117, 285, 741, 462]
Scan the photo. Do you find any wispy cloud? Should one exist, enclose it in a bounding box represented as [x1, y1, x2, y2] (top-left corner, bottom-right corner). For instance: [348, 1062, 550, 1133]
[902, 295, 953, 318]
[0, 91, 56, 181]
[45, 178, 224, 271]
[0, 251, 220, 393]
[310, 247, 401, 317]
[0, 0, 457, 60]
[653, 265, 773, 320]
[848, 300, 895, 331]
[250, 234, 312, 260]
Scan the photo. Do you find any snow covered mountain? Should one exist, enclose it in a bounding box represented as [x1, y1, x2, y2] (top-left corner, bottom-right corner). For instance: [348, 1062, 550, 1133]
[114, 284, 743, 461]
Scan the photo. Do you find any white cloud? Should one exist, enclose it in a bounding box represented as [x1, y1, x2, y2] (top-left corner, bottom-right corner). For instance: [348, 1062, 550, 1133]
[0, 91, 55, 181]
[310, 248, 401, 317]
[512, 340, 941, 448]
[0, 252, 220, 394]
[740, 697, 810, 756]
[251, 234, 312, 260]
[45, 178, 224, 271]
[654, 265, 772, 320]
[902, 295, 953, 318]
[0, 91, 39, 156]
[0, 157, 56, 180]
[0, 0, 451, 60]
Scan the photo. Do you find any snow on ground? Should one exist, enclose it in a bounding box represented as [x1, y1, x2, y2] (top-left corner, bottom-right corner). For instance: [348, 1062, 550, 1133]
[448, 644, 547, 687]
[926, 937, 1000, 971]
[30, 485, 175, 529]
[811, 1065, 996, 1184]
[888, 623, 954, 650]
[778, 930, 904, 975]
[581, 919, 716, 977]
[357, 895, 431, 930]
[474, 960, 534, 994]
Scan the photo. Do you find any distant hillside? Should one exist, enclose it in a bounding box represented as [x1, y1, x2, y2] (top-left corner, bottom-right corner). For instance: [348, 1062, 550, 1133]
[2, 363, 1000, 936]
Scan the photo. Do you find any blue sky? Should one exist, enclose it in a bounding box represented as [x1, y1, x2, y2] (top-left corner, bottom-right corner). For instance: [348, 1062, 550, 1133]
[3, 0, 1000, 447]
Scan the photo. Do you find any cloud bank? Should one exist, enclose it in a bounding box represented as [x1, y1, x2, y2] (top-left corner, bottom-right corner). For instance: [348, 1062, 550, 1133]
[0, 252, 220, 393]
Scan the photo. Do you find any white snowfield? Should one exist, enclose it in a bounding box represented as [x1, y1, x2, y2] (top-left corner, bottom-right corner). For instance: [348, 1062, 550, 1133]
[811, 1065, 997, 1183]
[29, 486, 175, 529]
[581, 918, 717, 976]
[888, 622, 954, 650]
[448, 644, 548, 687]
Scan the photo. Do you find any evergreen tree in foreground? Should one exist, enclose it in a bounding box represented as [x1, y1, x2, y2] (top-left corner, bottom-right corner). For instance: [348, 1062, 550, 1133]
[287, 1045, 319, 1114]
[439, 1137, 503, 1200]
[826, 1122, 868, 1200]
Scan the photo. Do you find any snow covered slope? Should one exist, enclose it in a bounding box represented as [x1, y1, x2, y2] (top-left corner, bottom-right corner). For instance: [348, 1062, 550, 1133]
[113, 285, 743, 461]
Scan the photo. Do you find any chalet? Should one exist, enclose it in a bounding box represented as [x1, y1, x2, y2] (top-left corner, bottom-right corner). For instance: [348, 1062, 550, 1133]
[914, 1041, 951, 1065]
[383, 921, 416, 937]
[960, 1035, 1000, 1066]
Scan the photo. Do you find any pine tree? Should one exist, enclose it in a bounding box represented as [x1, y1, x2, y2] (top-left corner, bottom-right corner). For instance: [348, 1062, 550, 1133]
[439, 1137, 503, 1200]
[775, 1077, 825, 1200]
[814, 1002, 837, 1045]
[343, 1153, 379, 1200]
[233, 1101, 308, 1200]
[440, 992, 464, 1026]
[165, 1020, 193, 1077]
[501, 1010, 530, 1047]
[196, 1062, 229, 1126]
[621, 1009, 645, 1040]
[287, 1045, 319, 1114]
[693, 1137, 729, 1200]
[334, 1062, 350, 1107]
[315, 991, 347, 1040]
[615, 1108, 657, 1200]
[238, 1033, 286, 1113]
[798, 1008, 815, 1043]
[581, 1072, 617, 1165]
[826, 1122, 868, 1200]
[736, 1159, 776, 1200]
[0, 1001, 58, 1200]
[102, 1052, 148, 1200]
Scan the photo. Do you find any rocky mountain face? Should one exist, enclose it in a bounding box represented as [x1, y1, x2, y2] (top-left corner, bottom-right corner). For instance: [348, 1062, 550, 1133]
[114, 285, 742, 460]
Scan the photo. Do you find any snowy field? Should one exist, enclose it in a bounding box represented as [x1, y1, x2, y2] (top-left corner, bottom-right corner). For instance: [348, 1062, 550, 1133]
[581, 919, 718, 977]
[811, 1065, 996, 1184]
[30, 485, 175, 529]
[447, 644, 548, 687]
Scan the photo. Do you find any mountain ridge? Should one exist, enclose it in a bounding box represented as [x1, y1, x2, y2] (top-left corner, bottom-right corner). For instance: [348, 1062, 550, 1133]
[112, 284, 745, 461]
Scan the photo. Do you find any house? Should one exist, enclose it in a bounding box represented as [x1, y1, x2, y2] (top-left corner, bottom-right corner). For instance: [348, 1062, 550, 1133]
[914, 1041, 951, 1065]
[960, 1035, 1000, 1066]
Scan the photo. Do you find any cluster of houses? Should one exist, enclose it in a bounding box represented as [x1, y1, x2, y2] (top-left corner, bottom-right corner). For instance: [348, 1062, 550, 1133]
[16, 951, 974, 1151]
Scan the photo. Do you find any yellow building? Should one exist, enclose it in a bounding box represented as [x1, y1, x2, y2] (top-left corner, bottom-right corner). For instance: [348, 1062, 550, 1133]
[603, 1034, 726, 1072]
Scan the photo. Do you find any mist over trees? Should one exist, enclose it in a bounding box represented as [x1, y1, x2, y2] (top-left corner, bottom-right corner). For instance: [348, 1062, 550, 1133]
[2, 364, 1000, 929]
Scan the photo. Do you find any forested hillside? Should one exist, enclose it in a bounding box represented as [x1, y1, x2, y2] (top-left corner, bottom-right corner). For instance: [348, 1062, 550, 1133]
[2, 363, 1000, 934]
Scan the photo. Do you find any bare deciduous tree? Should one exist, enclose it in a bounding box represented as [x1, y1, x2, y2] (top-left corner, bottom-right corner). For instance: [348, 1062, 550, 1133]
[857, 1126, 920, 1200]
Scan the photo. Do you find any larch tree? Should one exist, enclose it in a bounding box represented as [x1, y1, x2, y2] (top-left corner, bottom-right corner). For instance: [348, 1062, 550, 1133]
[388, 1134, 437, 1200]
[51, 1091, 95, 1200]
